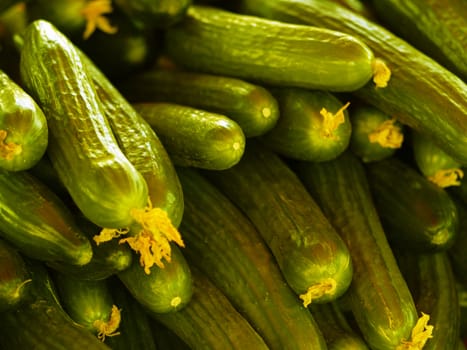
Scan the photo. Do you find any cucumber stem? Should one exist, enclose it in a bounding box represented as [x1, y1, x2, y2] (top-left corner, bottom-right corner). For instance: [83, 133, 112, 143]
[81, 0, 118, 40]
[372, 58, 391, 88]
[93, 304, 122, 342]
[428, 168, 464, 188]
[368, 118, 404, 148]
[320, 102, 350, 139]
[299, 278, 337, 308]
[0, 130, 22, 160]
[396, 312, 433, 350]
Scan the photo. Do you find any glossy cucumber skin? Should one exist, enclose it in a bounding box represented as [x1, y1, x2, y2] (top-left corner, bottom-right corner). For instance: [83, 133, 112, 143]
[150, 266, 270, 350]
[0, 69, 48, 171]
[19, 20, 148, 229]
[204, 140, 353, 304]
[81, 51, 184, 228]
[133, 102, 246, 171]
[262, 88, 351, 162]
[165, 5, 375, 92]
[0, 169, 92, 266]
[239, 0, 467, 165]
[119, 69, 280, 137]
[177, 166, 327, 350]
[294, 151, 418, 350]
[365, 157, 458, 252]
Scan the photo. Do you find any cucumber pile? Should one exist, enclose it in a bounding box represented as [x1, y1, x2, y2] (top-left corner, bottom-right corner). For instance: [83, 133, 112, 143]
[0, 1, 465, 349]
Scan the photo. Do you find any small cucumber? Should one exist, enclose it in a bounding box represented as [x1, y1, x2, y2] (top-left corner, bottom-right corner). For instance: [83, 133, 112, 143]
[177, 166, 327, 349]
[119, 68, 279, 137]
[261, 87, 352, 162]
[0, 69, 48, 171]
[0, 169, 93, 266]
[165, 5, 376, 92]
[150, 266, 270, 350]
[204, 140, 353, 306]
[0, 238, 32, 312]
[133, 102, 246, 170]
[293, 151, 418, 350]
[365, 156, 459, 252]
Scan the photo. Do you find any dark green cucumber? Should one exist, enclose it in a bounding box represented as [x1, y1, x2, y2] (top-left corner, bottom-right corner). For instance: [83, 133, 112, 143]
[165, 5, 376, 92]
[204, 140, 353, 305]
[293, 150, 418, 350]
[150, 266, 270, 350]
[119, 68, 279, 137]
[396, 250, 459, 350]
[133, 102, 246, 170]
[0, 169, 93, 266]
[349, 102, 405, 163]
[261, 87, 352, 162]
[0, 237, 32, 312]
[365, 156, 458, 252]
[53, 272, 122, 342]
[151, 321, 190, 350]
[0, 260, 111, 350]
[19, 20, 149, 230]
[177, 166, 327, 349]
[239, 0, 467, 165]
[367, 0, 467, 81]
[117, 245, 192, 314]
[447, 197, 467, 286]
[0, 68, 48, 171]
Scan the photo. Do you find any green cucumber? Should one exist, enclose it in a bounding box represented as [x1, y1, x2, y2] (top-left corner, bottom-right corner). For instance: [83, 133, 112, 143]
[349, 102, 405, 163]
[365, 156, 459, 252]
[261, 87, 352, 161]
[150, 266, 270, 350]
[0, 169, 92, 266]
[367, 0, 467, 81]
[293, 150, 418, 350]
[117, 245, 192, 314]
[53, 272, 122, 342]
[165, 5, 376, 92]
[204, 140, 353, 306]
[151, 321, 190, 350]
[0, 238, 32, 312]
[19, 19, 149, 230]
[133, 102, 246, 170]
[0, 260, 111, 350]
[238, 0, 467, 165]
[0, 69, 48, 171]
[396, 251, 459, 350]
[177, 166, 327, 349]
[119, 68, 279, 137]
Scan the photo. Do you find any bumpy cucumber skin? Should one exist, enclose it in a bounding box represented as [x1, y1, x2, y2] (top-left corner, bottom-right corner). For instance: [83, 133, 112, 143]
[177, 166, 327, 350]
[204, 140, 353, 304]
[294, 151, 418, 350]
[239, 0, 467, 165]
[165, 5, 375, 92]
[133, 102, 246, 171]
[119, 69, 280, 137]
[19, 20, 148, 229]
[0, 70, 48, 171]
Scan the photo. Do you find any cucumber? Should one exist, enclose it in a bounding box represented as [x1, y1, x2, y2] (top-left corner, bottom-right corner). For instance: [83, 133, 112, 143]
[0, 237, 32, 312]
[396, 251, 459, 350]
[176, 166, 327, 349]
[261, 87, 352, 162]
[150, 266, 270, 350]
[367, 0, 467, 81]
[238, 0, 467, 165]
[0, 169, 93, 266]
[118, 68, 279, 137]
[348, 102, 404, 163]
[365, 156, 459, 252]
[53, 272, 122, 342]
[447, 197, 467, 287]
[133, 102, 246, 170]
[293, 151, 418, 350]
[204, 140, 353, 306]
[0, 68, 48, 171]
[165, 5, 376, 92]
[151, 321, 190, 350]
[117, 245, 192, 314]
[0, 260, 111, 350]
[19, 19, 149, 230]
